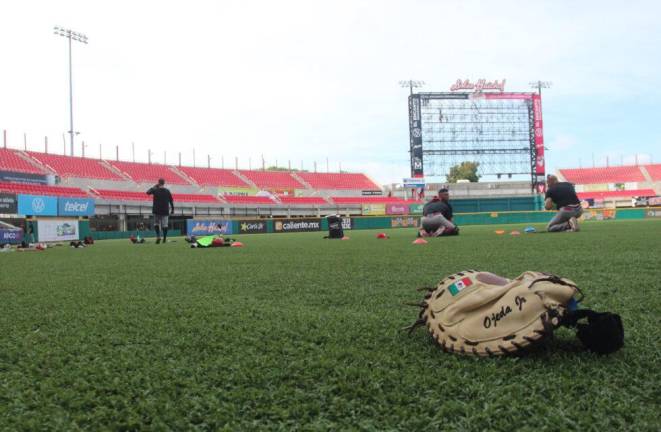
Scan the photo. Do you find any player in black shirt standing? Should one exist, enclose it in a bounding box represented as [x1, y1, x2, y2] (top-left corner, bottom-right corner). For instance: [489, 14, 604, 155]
[418, 188, 459, 237]
[545, 175, 583, 232]
[147, 178, 175, 244]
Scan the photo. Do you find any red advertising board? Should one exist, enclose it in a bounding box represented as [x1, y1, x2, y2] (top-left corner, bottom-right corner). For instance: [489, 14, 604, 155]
[532, 94, 545, 176]
[483, 92, 533, 100]
[386, 203, 409, 215]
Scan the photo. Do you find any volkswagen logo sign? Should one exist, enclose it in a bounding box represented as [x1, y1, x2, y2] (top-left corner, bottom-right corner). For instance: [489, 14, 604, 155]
[32, 197, 46, 213]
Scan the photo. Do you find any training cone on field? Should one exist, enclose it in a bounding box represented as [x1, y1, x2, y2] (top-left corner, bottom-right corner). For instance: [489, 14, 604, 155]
[495, 230, 505, 235]
[510, 230, 521, 236]
[412, 238, 428, 245]
[524, 226, 536, 233]
[341, 236, 350, 240]
[376, 233, 388, 239]
[230, 241, 244, 247]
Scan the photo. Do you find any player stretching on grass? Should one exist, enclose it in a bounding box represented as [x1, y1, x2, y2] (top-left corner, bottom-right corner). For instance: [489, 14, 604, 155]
[147, 178, 174, 244]
[419, 188, 459, 237]
[545, 174, 583, 232]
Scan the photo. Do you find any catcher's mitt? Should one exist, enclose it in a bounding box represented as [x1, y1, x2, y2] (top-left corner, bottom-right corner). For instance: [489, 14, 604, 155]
[407, 270, 584, 356]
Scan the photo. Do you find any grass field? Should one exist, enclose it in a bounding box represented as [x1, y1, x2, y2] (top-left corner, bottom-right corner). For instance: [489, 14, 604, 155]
[1, 219, 660, 431]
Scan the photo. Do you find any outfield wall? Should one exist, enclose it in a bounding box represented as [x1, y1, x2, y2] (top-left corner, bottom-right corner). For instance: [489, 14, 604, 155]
[204, 207, 657, 235]
[18, 207, 657, 242]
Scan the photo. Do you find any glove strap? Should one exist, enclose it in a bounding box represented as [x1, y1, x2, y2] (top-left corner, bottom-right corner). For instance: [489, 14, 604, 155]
[561, 309, 624, 354]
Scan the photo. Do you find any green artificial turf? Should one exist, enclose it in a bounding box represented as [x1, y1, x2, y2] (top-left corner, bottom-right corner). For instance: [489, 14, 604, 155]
[1, 219, 660, 431]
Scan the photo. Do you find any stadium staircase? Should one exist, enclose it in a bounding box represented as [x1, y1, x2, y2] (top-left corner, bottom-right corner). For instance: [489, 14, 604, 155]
[12, 150, 50, 174]
[232, 171, 258, 189]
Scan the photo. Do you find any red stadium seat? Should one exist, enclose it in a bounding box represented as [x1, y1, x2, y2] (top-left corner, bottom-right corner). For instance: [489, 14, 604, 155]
[221, 195, 276, 205]
[0, 149, 46, 174]
[177, 166, 250, 187]
[27, 152, 122, 180]
[0, 181, 87, 197]
[238, 170, 304, 189]
[93, 190, 151, 201]
[94, 189, 219, 203]
[108, 161, 188, 184]
[277, 196, 328, 205]
[643, 164, 661, 181]
[577, 189, 656, 200]
[560, 166, 645, 184]
[330, 196, 413, 205]
[297, 172, 380, 190]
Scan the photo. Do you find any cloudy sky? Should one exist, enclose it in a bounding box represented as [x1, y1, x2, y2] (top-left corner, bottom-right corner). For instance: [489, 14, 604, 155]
[0, 0, 659, 184]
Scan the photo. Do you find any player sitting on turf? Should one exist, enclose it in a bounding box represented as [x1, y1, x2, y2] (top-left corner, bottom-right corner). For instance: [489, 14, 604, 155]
[545, 174, 583, 232]
[419, 188, 459, 237]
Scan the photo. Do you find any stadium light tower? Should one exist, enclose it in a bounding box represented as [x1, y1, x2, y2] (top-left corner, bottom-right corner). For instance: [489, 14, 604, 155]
[530, 80, 552, 96]
[399, 80, 425, 95]
[54, 26, 88, 156]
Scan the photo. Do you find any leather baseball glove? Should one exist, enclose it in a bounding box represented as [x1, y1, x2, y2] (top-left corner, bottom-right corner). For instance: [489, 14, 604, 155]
[407, 270, 584, 356]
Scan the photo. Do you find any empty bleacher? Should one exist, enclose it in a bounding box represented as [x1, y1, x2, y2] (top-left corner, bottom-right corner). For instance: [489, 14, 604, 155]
[298, 172, 379, 190]
[93, 189, 220, 204]
[222, 195, 276, 205]
[577, 189, 656, 200]
[27, 152, 122, 180]
[643, 164, 661, 181]
[93, 189, 151, 202]
[277, 196, 328, 205]
[238, 170, 304, 190]
[108, 161, 188, 185]
[560, 166, 645, 184]
[0, 181, 87, 197]
[331, 196, 413, 205]
[177, 166, 249, 187]
[0, 149, 46, 174]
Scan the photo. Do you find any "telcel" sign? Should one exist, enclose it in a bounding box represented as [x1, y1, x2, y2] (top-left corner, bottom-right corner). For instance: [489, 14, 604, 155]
[58, 198, 95, 216]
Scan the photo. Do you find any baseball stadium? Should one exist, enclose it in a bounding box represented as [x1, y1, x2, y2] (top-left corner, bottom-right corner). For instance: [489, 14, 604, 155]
[1, 2, 660, 431]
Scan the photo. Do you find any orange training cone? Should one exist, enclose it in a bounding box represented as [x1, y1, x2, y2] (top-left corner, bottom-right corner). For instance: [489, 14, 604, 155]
[413, 238, 428, 244]
[230, 241, 244, 247]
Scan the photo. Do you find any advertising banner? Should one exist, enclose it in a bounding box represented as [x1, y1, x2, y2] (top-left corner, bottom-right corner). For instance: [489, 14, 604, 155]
[409, 94, 424, 177]
[0, 228, 23, 244]
[218, 187, 258, 196]
[391, 216, 420, 228]
[361, 190, 383, 196]
[187, 219, 233, 236]
[238, 219, 268, 234]
[0, 170, 48, 184]
[646, 209, 661, 218]
[17, 194, 58, 216]
[581, 209, 616, 221]
[532, 94, 545, 177]
[386, 203, 409, 215]
[362, 204, 386, 216]
[273, 218, 321, 233]
[409, 203, 424, 214]
[647, 197, 661, 206]
[58, 197, 95, 216]
[37, 219, 79, 242]
[484, 92, 533, 100]
[0, 193, 18, 214]
[403, 177, 426, 188]
[341, 217, 353, 231]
